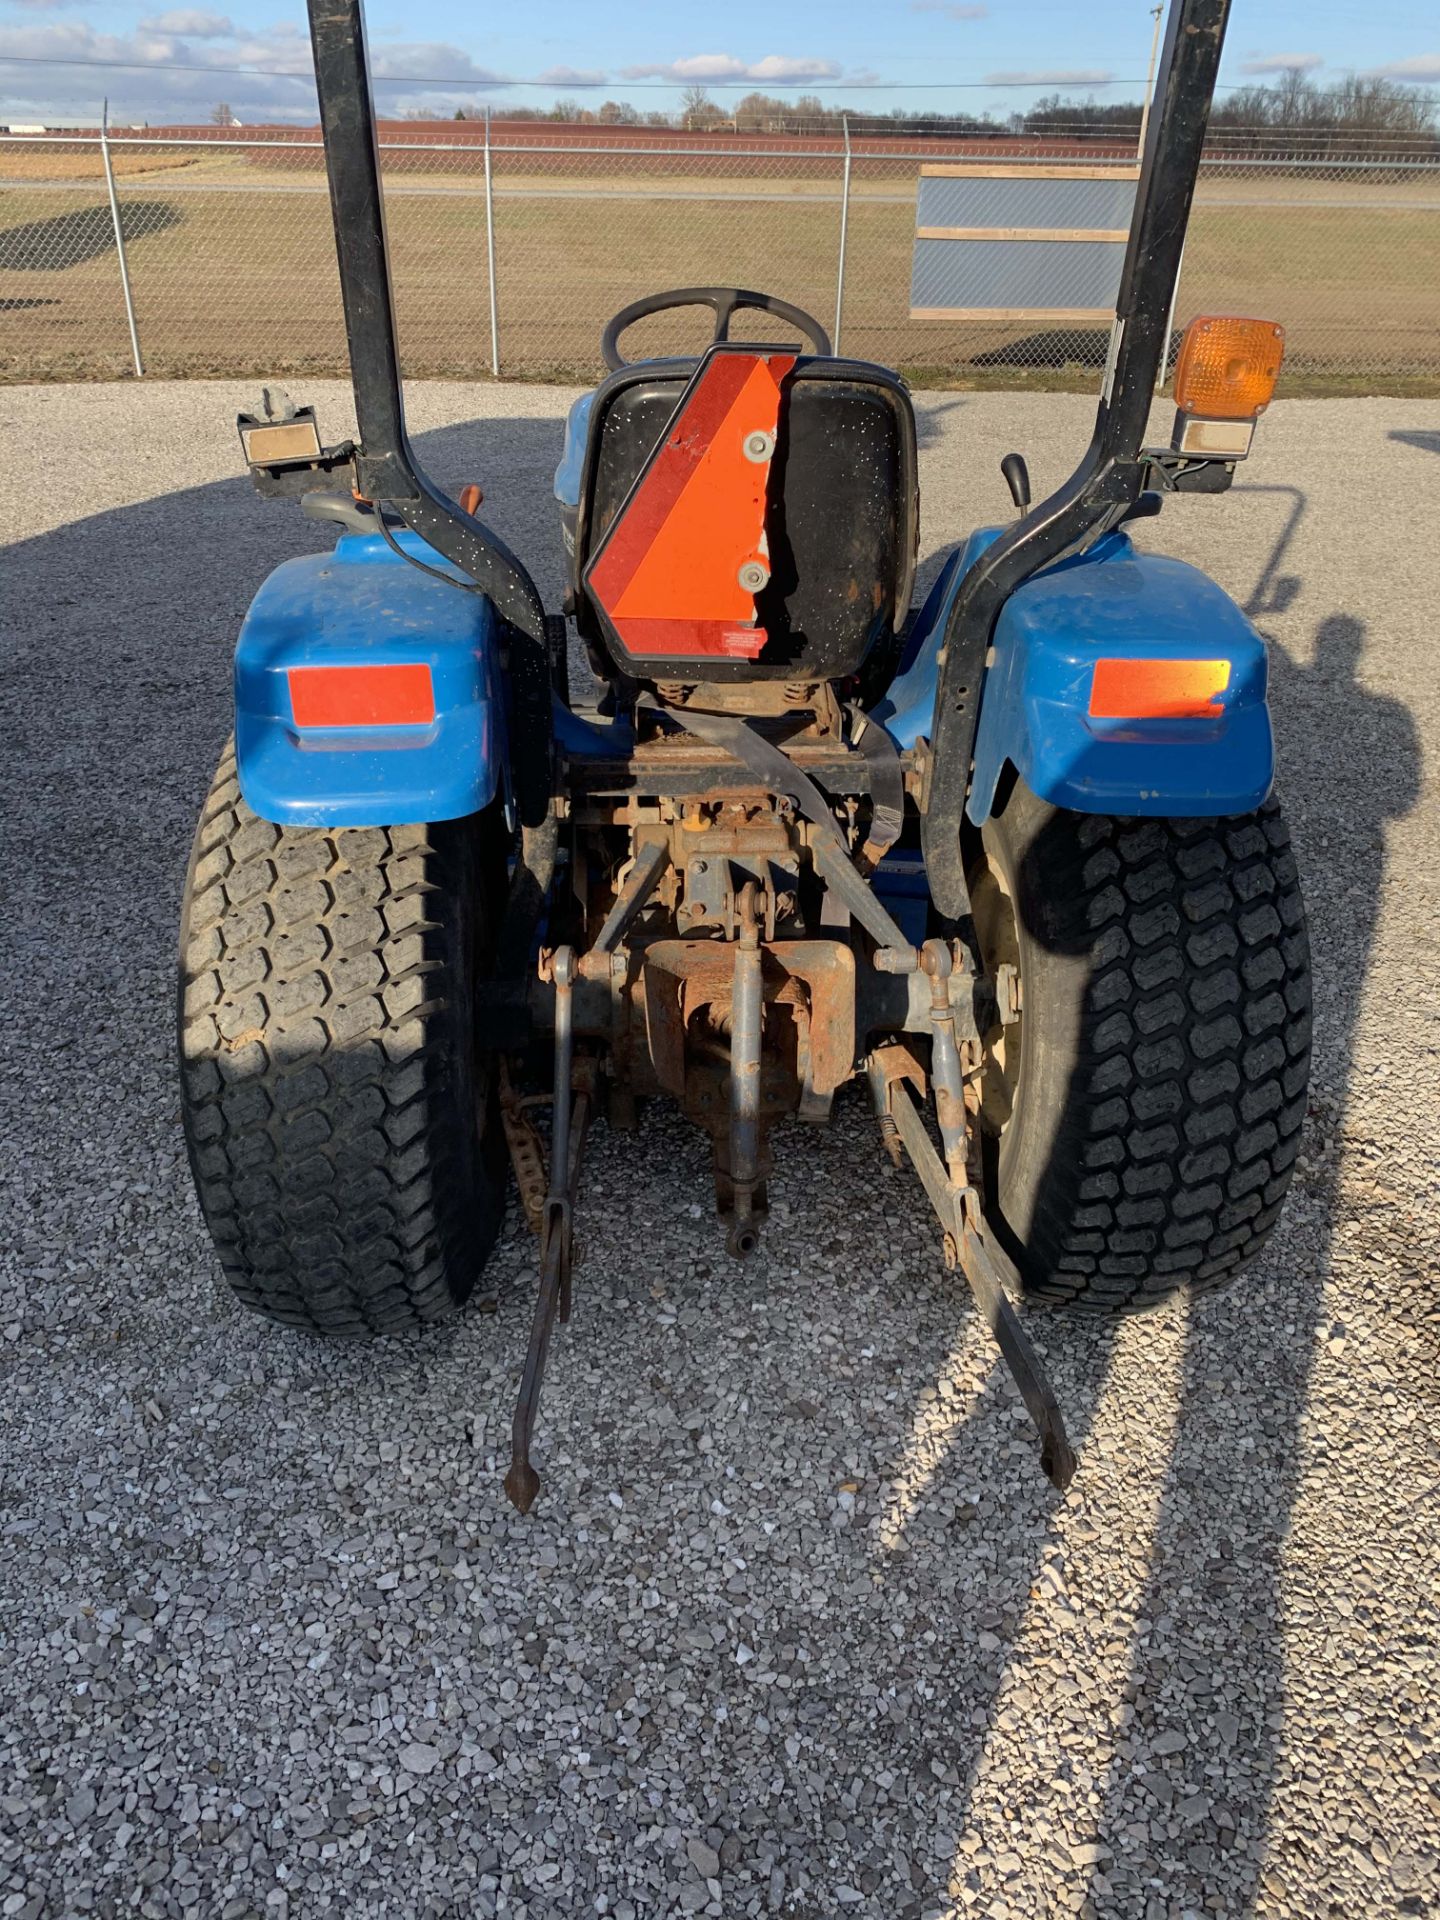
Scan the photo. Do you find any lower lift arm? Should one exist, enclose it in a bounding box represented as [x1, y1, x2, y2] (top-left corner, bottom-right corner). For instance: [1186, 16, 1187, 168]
[868, 941, 1075, 1491]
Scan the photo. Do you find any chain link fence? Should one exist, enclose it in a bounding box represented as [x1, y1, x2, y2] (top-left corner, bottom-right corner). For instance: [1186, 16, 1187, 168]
[2, 122, 1436, 392]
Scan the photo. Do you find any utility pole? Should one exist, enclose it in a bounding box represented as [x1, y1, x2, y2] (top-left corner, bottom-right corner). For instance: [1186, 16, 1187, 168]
[1137, 3, 1164, 155]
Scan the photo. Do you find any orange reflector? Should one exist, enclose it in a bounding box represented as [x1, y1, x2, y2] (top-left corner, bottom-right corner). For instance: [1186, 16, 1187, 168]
[1173, 316, 1284, 418]
[288, 663, 435, 728]
[585, 349, 795, 662]
[1089, 658, 1231, 720]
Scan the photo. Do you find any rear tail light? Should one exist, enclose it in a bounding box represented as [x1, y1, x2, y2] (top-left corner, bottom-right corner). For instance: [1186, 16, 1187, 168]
[1089, 657, 1231, 720]
[287, 663, 435, 729]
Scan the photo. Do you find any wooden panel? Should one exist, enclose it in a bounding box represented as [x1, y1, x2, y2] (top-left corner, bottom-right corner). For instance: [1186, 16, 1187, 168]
[908, 306, 1116, 322]
[915, 225, 1129, 244]
[919, 163, 1141, 181]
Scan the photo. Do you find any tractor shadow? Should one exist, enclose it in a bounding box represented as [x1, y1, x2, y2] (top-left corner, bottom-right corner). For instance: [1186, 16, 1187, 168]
[1068, 606, 1419, 1912]
[912, 394, 969, 449]
[1237, 481, 1306, 618]
[870, 568, 1420, 1912]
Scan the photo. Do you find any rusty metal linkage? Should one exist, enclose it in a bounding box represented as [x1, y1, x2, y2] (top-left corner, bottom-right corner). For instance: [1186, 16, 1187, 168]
[594, 836, 669, 954]
[920, 938, 971, 1188]
[504, 946, 595, 1514]
[872, 1059, 1076, 1492]
[726, 882, 765, 1256]
[498, 1056, 548, 1236]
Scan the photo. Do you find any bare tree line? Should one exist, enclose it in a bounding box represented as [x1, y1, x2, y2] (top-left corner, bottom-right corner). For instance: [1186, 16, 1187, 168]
[425, 69, 1435, 143]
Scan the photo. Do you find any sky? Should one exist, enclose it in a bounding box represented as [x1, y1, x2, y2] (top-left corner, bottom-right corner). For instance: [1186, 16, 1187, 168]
[0, 0, 1436, 126]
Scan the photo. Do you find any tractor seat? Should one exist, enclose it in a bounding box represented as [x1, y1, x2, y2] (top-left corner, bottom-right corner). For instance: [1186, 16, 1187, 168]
[555, 353, 919, 685]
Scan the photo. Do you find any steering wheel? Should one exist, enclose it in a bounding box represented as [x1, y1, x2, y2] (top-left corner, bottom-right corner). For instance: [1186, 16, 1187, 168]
[600, 285, 832, 372]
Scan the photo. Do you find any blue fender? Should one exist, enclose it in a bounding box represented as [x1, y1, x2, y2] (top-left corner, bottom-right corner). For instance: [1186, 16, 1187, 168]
[870, 529, 1273, 821]
[234, 528, 506, 829]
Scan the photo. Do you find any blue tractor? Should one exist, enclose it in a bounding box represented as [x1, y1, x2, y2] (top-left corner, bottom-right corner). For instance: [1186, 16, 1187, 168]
[178, 0, 1311, 1509]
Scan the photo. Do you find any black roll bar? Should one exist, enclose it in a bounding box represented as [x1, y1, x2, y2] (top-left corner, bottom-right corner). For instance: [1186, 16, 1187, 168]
[306, 0, 548, 649]
[920, 0, 1232, 919]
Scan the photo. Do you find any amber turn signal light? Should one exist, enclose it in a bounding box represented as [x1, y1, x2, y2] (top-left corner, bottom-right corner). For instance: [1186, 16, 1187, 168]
[1173, 315, 1285, 419]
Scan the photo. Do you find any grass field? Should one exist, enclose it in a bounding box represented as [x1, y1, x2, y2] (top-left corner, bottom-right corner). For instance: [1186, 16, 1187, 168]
[2, 145, 1437, 390]
[0, 146, 201, 182]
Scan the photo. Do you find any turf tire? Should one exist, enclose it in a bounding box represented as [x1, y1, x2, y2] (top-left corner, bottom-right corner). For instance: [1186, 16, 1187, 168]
[977, 777, 1312, 1313]
[178, 741, 505, 1335]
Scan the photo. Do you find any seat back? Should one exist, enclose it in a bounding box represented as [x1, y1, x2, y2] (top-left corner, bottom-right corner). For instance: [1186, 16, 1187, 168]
[570, 351, 918, 685]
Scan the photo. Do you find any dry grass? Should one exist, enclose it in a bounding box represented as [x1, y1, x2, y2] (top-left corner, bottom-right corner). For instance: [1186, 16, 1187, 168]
[1, 159, 1436, 391]
[0, 147, 201, 182]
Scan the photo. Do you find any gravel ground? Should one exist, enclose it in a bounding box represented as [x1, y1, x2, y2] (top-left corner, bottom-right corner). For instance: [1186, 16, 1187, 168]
[1, 379, 1437, 1920]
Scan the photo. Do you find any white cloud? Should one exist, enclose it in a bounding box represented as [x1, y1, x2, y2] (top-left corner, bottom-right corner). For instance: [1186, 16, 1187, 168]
[0, 11, 849, 121]
[911, 2, 989, 19]
[1365, 53, 1440, 82]
[536, 65, 608, 87]
[0, 17, 299, 65]
[380, 89, 496, 116]
[0, 18, 509, 122]
[0, 22, 298, 119]
[368, 41, 506, 88]
[746, 55, 841, 82]
[620, 53, 841, 84]
[984, 67, 1115, 86]
[1237, 51, 1323, 75]
[621, 55, 744, 81]
[137, 9, 234, 36]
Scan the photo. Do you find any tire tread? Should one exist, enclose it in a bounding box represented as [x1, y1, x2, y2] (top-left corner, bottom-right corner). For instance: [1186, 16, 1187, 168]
[992, 791, 1311, 1314]
[178, 742, 499, 1336]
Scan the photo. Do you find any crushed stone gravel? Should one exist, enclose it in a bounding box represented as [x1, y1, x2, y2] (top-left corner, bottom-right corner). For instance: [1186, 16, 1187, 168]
[1, 380, 1437, 1919]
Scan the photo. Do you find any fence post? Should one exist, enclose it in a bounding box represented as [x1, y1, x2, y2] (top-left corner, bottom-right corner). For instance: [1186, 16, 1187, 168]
[1158, 237, 1187, 392]
[100, 99, 144, 377]
[833, 113, 852, 355]
[484, 106, 500, 377]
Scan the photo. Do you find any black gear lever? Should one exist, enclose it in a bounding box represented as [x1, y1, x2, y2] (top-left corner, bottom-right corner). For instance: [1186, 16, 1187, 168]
[1000, 452, 1032, 515]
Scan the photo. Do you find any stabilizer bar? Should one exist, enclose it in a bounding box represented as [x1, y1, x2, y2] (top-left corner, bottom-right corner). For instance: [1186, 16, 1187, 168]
[504, 948, 593, 1513]
[868, 974, 1075, 1495]
[886, 1082, 1075, 1490]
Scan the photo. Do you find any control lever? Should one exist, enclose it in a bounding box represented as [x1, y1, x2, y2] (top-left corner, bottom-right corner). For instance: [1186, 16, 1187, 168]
[1000, 452, 1032, 515]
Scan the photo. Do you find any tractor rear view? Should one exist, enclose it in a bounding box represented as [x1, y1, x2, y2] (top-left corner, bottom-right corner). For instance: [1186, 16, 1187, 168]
[178, 0, 1311, 1509]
